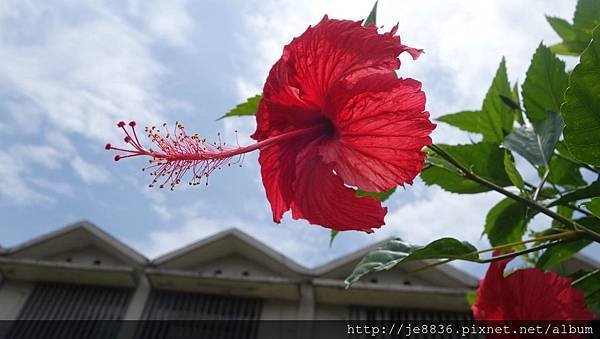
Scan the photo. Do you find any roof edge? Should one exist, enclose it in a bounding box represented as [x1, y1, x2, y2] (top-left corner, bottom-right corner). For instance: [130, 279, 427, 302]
[7, 220, 148, 265]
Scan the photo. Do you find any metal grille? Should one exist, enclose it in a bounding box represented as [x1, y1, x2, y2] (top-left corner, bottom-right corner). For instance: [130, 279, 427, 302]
[349, 306, 473, 339]
[350, 306, 473, 321]
[8, 283, 132, 339]
[136, 290, 263, 339]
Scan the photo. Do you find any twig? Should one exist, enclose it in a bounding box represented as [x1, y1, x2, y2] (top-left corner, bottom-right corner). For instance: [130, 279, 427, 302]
[428, 144, 600, 242]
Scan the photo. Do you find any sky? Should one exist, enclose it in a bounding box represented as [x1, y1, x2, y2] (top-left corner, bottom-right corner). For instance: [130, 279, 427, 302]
[0, 0, 596, 278]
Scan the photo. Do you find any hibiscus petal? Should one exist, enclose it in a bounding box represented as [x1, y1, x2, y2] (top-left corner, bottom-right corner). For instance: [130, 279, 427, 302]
[288, 16, 421, 107]
[473, 252, 595, 321]
[252, 62, 322, 141]
[472, 254, 511, 320]
[505, 269, 595, 320]
[255, 15, 420, 132]
[290, 140, 387, 232]
[320, 74, 436, 192]
[257, 134, 315, 222]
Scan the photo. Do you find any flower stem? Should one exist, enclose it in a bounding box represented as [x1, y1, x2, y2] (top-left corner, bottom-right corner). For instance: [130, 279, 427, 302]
[428, 144, 600, 243]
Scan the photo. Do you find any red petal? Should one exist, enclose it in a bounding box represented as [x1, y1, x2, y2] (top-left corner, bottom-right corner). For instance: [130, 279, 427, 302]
[473, 254, 595, 321]
[472, 255, 511, 320]
[320, 74, 436, 192]
[253, 16, 420, 141]
[252, 64, 322, 141]
[505, 270, 595, 320]
[289, 140, 387, 232]
[257, 133, 317, 223]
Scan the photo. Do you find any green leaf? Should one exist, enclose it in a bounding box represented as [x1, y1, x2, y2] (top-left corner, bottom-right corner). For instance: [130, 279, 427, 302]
[466, 290, 477, 307]
[546, 0, 600, 55]
[536, 238, 592, 269]
[546, 16, 577, 42]
[511, 82, 525, 125]
[344, 238, 479, 286]
[545, 156, 586, 188]
[549, 178, 600, 208]
[500, 95, 521, 111]
[421, 143, 512, 194]
[553, 204, 575, 228]
[329, 230, 338, 247]
[522, 43, 568, 122]
[503, 151, 525, 191]
[356, 187, 396, 202]
[583, 197, 600, 216]
[479, 58, 514, 142]
[536, 217, 598, 268]
[485, 198, 528, 246]
[550, 42, 582, 57]
[572, 269, 600, 306]
[561, 26, 600, 167]
[573, 0, 600, 36]
[502, 111, 564, 166]
[437, 111, 482, 134]
[364, 1, 378, 26]
[218, 95, 261, 120]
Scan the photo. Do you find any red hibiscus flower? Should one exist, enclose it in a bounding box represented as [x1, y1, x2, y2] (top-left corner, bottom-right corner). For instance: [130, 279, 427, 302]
[106, 17, 434, 233]
[251, 16, 434, 232]
[473, 254, 595, 320]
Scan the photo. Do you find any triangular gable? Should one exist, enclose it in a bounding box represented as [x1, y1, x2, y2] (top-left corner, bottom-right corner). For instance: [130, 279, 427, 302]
[6, 220, 147, 267]
[152, 229, 310, 278]
[312, 238, 478, 289]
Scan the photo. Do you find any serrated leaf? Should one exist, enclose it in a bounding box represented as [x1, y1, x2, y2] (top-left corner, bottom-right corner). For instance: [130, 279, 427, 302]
[479, 58, 513, 142]
[536, 217, 598, 268]
[561, 26, 600, 166]
[573, 0, 600, 35]
[364, 1, 378, 26]
[437, 111, 482, 134]
[550, 42, 582, 57]
[421, 143, 511, 194]
[522, 43, 568, 122]
[356, 187, 396, 202]
[583, 197, 600, 216]
[344, 238, 479, 286]
[502, 111, 564, 166]
[546, 16, 577, 42]
[546, 0, 600, 55]
[549, 178, 600, 208]
[544, 156, 586, 188]
[536, 238, 592, 269]
[503, 151, 525, 191]
[485, 198, 528, 246]
[572, 269, 600, 306]
[218, 95, 261, 120]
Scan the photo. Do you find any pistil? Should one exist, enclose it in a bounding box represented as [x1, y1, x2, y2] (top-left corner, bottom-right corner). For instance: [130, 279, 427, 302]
[105, 121, 325, 189]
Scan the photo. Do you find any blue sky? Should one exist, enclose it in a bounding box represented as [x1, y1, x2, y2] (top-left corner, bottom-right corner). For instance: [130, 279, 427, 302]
[0, 0, 595, 277]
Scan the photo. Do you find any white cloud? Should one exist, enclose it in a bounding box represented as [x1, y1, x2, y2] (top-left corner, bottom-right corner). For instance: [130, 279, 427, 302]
[383, 187, 500, 247]
[0, 0, 195, 202]
[0, 143, 73, 204]
[128, 0, 194, 48]
[71, 156, 111, 184]
[0, 151, 53, 204]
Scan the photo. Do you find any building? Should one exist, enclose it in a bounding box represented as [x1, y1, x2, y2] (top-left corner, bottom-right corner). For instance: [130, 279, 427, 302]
[0, 221, 593, 338]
